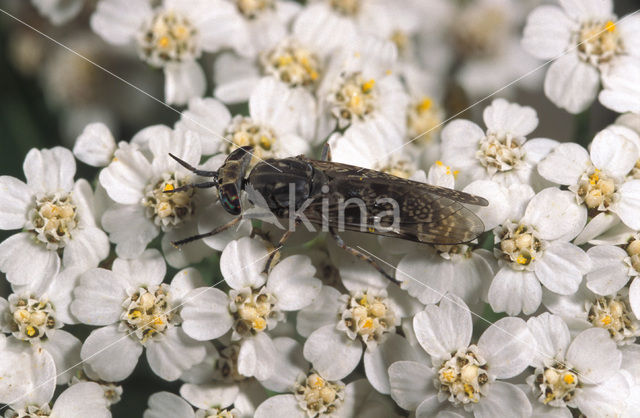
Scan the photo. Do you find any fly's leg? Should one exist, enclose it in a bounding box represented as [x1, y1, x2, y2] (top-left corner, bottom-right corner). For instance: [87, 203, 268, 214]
[329, 227, 397, 283]
[164, 181, 217, 194]
[262, 220, 300, 275]
[171, 217, 241, 247]
[168, 153, 218, 177]
[320, 142, 332, 162]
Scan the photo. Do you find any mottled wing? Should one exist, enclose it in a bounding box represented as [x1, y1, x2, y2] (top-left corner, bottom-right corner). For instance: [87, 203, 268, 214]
[302, 159, 488, 245]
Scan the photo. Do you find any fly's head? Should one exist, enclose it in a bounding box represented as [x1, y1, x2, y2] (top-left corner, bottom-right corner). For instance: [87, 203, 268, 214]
[217, 146, 254, 215]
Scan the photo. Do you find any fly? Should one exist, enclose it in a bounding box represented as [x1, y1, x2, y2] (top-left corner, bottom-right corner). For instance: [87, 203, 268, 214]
[166, 145, 489, 282]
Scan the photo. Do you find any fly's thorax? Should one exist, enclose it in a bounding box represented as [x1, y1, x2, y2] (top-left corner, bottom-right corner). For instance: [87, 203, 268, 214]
[247, 157, 315, 212]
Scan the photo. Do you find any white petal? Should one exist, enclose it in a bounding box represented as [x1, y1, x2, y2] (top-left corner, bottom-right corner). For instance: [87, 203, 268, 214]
[71, 268, 127, 325]
[577, 372, 629, 418]
[363, 334, 426, 394]
[591, 126, 639, 177]
[526, 313, 570, 368]
[388, 360, 435, 410]
[90, 0, 151, 45]
[102, 203, 158, 258]
[112, 249, 166, 288]
[169, 268, 206, 301]
[0, 232, 60, 286]
[144, 391, 195, 418]
[0, 337, 56, 409]
[303, 324, 362, 381]
[164, 61, 207, 106]
[180, 287, 233, 341]
[413, 294, 472, 359]
[522, 5, 574, 59]
[40, 330, 81, 385]
[63, 227, 109, 271]
[488, 268, 542, 316]
[81, 325, 142, 381]
[174, 97, 230, 155]
[614, 180, 640, 230]
[72, 178, 99, 228]
[558, 0, 613, 21]
[267, 255, 321, 311]
[620, 15, 640, 56]
[544, 53, 600, 114]
[260, 337, 306, 393]
[535, 241, 589, 295]
[237, 332, 277, 381]
[24, 147, 75, 194]
[566, 327, 620, 384]
[99, 146, 151, 204]
[254, 395, 304, 418]
[32, 0, 83, 25]
[478, 317, 535, 379]
[180, 382, 239, 410]
[51, 382, 110, 418]
[395, 248, 449, 304]
[296, 286, 343, 337]
[483, 98, 538, 137]
[599, 57, 640, 114]
[586, 245, 631, 295]
[220, 238, 268, 290]
[537, 143, 591, 186]
[73, 123, 116, 167]
[463, 180, 510, 230]
[441, 120, 485, 162]
[522, 188, 586, 241]
[630, 278, 640, 318]
[574, 212, 620, 245]
[0, 176, 31, 229]
[146, 327, 206, 381]
[471, 382, 531, 418]
[162, 224, 214, 269]
[249, 77, 298, 135]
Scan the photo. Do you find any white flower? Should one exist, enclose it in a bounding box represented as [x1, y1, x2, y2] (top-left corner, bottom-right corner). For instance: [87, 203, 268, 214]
[144, 382, 258, 418]
[297, 282, 421, 388]
[452, 0, 542, 99]
[255, 337, 395, 418]
[317, 35, 408, 138]
[0, 335, 110, 417]
[192, 77, 313, 159]
[525, 313, 629, 416]
[70, 249, 208, 381]
[219, 0, 301, 59]
[388, 294, 536, 417]
[98, 126, 246, 266]
[522, 0, 640, 113]
[489, 187, 590, 315]
[31, 0, 83, 25]
[0, 267, 84, 385]
[441, 98, 558, 189]
[543, 282, 640, 346]
[585, 238, 640, 298]
[0, 147, 109, 287]
[180, 237, 321, 381]
[4, 381, 110, 418]
[73, 123, 117, 168]
[90, 0, 240, 105]
[538, 125, 640, 244]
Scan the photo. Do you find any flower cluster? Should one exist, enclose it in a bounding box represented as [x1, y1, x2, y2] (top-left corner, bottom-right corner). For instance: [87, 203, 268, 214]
[2, 0, 640, 417]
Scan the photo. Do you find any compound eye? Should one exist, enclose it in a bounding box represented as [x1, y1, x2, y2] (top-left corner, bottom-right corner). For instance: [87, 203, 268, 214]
[219, 184, 241, 215]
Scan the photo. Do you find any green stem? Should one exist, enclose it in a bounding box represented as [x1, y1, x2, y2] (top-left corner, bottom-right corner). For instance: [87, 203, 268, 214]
[574, 109, 591, 148]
